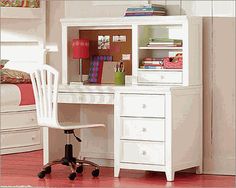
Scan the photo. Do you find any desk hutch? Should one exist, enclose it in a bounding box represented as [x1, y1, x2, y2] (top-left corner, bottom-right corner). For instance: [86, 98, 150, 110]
[48, 16, 202, 181]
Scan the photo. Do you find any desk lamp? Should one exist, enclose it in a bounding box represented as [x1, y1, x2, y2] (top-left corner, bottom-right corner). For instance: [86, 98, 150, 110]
[72, 39, 89, 83]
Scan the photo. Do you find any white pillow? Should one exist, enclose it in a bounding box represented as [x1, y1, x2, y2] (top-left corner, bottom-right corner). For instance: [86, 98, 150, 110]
[3, 61, 43, 73]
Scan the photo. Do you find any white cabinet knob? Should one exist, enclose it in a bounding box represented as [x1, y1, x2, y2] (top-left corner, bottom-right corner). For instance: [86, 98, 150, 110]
[160, 75, 165, 79]
[142, 104, 146, 109]
[142, 150, 147, 155]
[142, 128, 147, 132]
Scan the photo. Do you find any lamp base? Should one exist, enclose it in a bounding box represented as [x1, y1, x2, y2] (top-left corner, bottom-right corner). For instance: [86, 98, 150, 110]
[70, 75, 89, 85]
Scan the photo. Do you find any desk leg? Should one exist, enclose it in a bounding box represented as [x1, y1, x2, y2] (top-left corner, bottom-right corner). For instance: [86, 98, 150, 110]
[196, 165, 203, 174]
[165, 170, 175, 182]
[114, 165, 120, 177]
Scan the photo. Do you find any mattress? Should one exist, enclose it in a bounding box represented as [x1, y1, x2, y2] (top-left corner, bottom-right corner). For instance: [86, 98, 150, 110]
[0, 84, 35, 113]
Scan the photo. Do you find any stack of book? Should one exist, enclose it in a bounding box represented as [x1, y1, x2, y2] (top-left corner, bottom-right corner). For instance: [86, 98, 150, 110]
[148, 38, 183, 47]
[140, 57, 163, 69]
[124, 4, 166, 17]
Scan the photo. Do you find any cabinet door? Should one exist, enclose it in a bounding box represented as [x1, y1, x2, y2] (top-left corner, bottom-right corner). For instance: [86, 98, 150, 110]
[120, 94, 165, 117]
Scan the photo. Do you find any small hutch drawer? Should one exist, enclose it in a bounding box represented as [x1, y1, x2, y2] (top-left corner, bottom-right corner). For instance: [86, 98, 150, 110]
[138, 71, 182, 84]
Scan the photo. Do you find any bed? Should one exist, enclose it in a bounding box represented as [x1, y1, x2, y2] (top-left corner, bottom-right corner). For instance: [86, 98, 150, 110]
[0, 62, 43, 155]
[0, 85, 41, 155]
[0, 1, 46, 154]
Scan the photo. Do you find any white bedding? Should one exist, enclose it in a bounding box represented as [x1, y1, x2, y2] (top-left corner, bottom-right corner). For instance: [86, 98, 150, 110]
[0, 84, 35, 112]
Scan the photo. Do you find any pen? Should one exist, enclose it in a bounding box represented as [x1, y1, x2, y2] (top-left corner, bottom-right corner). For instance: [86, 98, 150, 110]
[119, 62, 123, 72]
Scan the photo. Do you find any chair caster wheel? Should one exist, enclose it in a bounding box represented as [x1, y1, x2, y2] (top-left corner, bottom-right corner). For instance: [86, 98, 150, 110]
[68, 172, 77, 180]
[61, 158, 69, 166]
[76, 165, 83, 173]
[92, 169, 99, 177]
[38, 171, 46, 179]
[44, 166, 51, 174]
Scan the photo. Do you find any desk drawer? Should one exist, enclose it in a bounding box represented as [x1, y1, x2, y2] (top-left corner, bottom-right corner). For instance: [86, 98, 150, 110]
[121, 118, 165, 141]
[120, 94, 165, 117]
[138, 71, 182, 84]
[120, 140, 165, 165]
[58, 93, 114, 104]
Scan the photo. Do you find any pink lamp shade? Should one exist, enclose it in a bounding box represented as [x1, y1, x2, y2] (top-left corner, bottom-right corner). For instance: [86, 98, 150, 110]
[72, 39, 89, 59]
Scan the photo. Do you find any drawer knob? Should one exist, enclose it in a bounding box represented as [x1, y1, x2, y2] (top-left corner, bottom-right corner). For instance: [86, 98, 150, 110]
[142, 150, 147, 155]
[142, 104, 146, 109]
[142, 128, 147, 132]
[160, 75, 165, 79]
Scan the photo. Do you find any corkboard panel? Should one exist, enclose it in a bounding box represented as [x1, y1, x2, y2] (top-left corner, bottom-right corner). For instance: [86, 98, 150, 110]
[79, 29, 132, 75]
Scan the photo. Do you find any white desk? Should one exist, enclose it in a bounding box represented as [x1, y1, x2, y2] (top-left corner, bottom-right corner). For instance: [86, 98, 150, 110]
[44, 84, 202, 181]
[55, 16, 203, 181]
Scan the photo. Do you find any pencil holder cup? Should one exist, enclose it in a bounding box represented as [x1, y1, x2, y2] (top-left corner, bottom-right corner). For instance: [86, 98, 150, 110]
[115, 72, 125, 85]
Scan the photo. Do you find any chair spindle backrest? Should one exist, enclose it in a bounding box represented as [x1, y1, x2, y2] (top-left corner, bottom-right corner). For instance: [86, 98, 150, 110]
[30, 65, 59, 128]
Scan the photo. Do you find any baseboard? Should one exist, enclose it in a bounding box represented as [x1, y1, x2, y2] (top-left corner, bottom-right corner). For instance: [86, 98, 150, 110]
[83, 157, 114, 167]
[79, 151, 114, 160]
[0, 144, 42, 155]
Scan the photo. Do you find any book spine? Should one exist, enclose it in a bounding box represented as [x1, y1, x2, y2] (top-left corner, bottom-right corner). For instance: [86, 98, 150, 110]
[149, 42, 175, 45]
[142, 66, 163, 69]
[147, 44, 181, 47]
[142, 62, 163, 65]
[97, 61, 104, 84]
[149, 39, 182, 43]
[127, 7, 165, 11]
[143, 58, 163, 61]
[126, 10, 166, 14]
[125, 12, 165, 16]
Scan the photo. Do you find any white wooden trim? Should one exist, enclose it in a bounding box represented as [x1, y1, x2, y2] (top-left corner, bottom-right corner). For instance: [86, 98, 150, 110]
[120, 163, 166, 172]
[60, 16, 189, 27]
[0, 0, 46, 19]
[62, 25, 68, 84]
[0, 7, 41, 19]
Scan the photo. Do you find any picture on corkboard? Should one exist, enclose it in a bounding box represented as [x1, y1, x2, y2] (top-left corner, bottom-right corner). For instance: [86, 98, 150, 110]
[98, 35, 110, 49]
[113, 35, 126, 42]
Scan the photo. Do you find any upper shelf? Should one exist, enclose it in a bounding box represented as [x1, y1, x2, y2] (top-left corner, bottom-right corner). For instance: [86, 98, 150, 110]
[139, 46, 183, 50]
[0, 7, 43, 19]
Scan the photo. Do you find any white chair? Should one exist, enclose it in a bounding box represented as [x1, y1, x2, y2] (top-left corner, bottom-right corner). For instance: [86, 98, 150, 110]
[30, 64, 105, 180]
